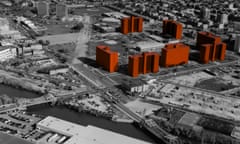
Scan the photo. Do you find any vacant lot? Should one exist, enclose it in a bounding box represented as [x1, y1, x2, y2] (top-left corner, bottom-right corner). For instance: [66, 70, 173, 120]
[71, 7, 110, 16]
[37, 33, 79, 45]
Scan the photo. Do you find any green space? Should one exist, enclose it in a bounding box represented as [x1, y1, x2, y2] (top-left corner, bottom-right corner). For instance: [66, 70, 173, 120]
[197, 117, 235, 136]
[194, 78, 237, 92]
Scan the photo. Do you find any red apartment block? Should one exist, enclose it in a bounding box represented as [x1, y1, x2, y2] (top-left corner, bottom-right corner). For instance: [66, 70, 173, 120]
[128, 52, 159, 77]
[96, 45, 118, 73]
[197, 32, 227, 63]
[161, 43, 190, 67]
[121, 16, 143, 34]
[162, 20, 183, 39]
[200, 44, 211, 64]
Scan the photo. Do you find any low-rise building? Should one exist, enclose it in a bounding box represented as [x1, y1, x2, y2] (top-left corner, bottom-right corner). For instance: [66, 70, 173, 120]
[37, 65, 69, 75]
[37, 116, 151, 144]
[0, 46, 17, 61]
[122, 79, 149, 94]
[135, 41, 165, 52]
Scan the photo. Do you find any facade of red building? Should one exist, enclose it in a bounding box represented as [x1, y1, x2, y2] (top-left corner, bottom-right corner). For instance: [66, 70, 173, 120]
[200, 44, 211, 64]
[162, 20, 183, 39]
[128, 52, 159, 77]
[161, 43, 189, 67]
[197, 32, 227, 63]
[121, 16, 143, 34]
[96, 45, 118, 73]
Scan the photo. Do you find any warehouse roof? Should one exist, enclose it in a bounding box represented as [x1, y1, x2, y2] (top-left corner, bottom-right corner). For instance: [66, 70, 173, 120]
[37, 116, 151, 144]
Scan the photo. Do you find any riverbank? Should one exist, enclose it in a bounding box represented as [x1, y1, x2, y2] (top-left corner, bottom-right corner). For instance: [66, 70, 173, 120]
[0, 71, 45, 95]
[26, 104, 158, 143]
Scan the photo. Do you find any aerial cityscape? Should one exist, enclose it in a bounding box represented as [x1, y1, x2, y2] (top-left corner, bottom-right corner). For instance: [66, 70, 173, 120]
[0, 0, 240, 144]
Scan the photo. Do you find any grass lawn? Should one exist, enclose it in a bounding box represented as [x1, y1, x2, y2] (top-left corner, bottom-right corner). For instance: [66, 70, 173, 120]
[194, 78, 237, 92]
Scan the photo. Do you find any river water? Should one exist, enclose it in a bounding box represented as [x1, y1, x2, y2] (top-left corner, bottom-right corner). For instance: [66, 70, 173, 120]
[0, 84, 40, 98]
[0, 84, 159, 143]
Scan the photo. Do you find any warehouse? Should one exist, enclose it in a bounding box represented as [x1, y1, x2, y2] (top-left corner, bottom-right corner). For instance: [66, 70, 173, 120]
[37, 116, 151, 144]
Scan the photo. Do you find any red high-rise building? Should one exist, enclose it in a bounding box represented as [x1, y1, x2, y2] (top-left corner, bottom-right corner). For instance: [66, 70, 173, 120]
[217, 43, 226, 61]
[128, 52, 159, 77]
[200, 44, 211, 64]
[197, 32, 227, 63]
[162, 20, 183, 39]
[121, 18, 129, 34]
[121, 16, 143, 34]
[161, 43, 189, 67]
[96, 45, 118, 73]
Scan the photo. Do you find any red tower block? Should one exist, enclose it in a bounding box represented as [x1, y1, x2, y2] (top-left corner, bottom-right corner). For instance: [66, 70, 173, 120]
[197, 32, 227, 62]
[96, 45, 118, 73]
[200, 44, 211, 64]
[121, 18, 129, 34]
[128, 52, 159, 77]
[162, 20, 183, 39]
[121, 16, 144, 34]
[161, 43, 189, 67]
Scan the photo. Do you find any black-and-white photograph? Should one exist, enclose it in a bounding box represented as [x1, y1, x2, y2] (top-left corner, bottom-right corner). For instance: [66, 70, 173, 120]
[0, 0, 240, 144]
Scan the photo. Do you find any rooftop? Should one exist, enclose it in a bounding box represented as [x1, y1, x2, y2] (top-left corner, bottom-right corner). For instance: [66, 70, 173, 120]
[37, 116, 151, 144]
[122, 79, 147, 88]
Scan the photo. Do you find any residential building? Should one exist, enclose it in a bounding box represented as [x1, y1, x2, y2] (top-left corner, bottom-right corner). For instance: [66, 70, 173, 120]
[128, 52, 159, 77]
[162, 20, 183, 39]
[96, 45, 118, 73]
[161, 43, 189, 67]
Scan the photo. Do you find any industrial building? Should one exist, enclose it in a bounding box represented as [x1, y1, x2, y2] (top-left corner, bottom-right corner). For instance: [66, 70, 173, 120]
[37, 65, 69, 75]
[121, 16, 143, 34]
[0, 46, 17, 61]
[37, 116, 151, 144]
[234, 34, 240, 54]
[96, 45, 118, 73]
[121, 79, 149, 95]
[0, 18, 22, 39]
[56, 3, 68, 18]
[197, 32, 226, 64]
[93, 22, 117, 33]
[128, 52, 159, 77]
[161, 43, 189, 67]
[162, 20, 183, 40]
[135, 41, 165, 52]
[37, 1, 50, 17]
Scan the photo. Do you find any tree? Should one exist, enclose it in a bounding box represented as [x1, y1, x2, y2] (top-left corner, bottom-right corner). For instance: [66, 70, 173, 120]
[71, 23, 84, 31]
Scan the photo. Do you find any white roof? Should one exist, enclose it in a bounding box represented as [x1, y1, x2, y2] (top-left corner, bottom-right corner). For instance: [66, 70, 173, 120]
[136, 41, 165, 50]
[38, 116, 151, 144]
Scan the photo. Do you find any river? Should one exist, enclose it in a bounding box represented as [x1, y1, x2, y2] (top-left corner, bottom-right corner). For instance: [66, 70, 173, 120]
[0, 84, 40, 98]
[27, 104, 159, 144]
[0, 84, 159, 143]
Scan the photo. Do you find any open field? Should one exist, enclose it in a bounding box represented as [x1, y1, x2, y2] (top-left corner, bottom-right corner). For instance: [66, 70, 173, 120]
[147, 81, 240, 121]
[71, 7, 111, 16]
[194, 78, 237, 92]
[125, 98, 160, 116]
[37, 33, 79, 45]
[168, 71, 213, 87]
[45, 22, 72, 35]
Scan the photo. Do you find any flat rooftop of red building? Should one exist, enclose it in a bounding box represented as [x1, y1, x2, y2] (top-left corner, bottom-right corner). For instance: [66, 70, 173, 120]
[164, 43, 189, 49]
[198, 31, 221, 39]
[97, 45, 118, 54]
